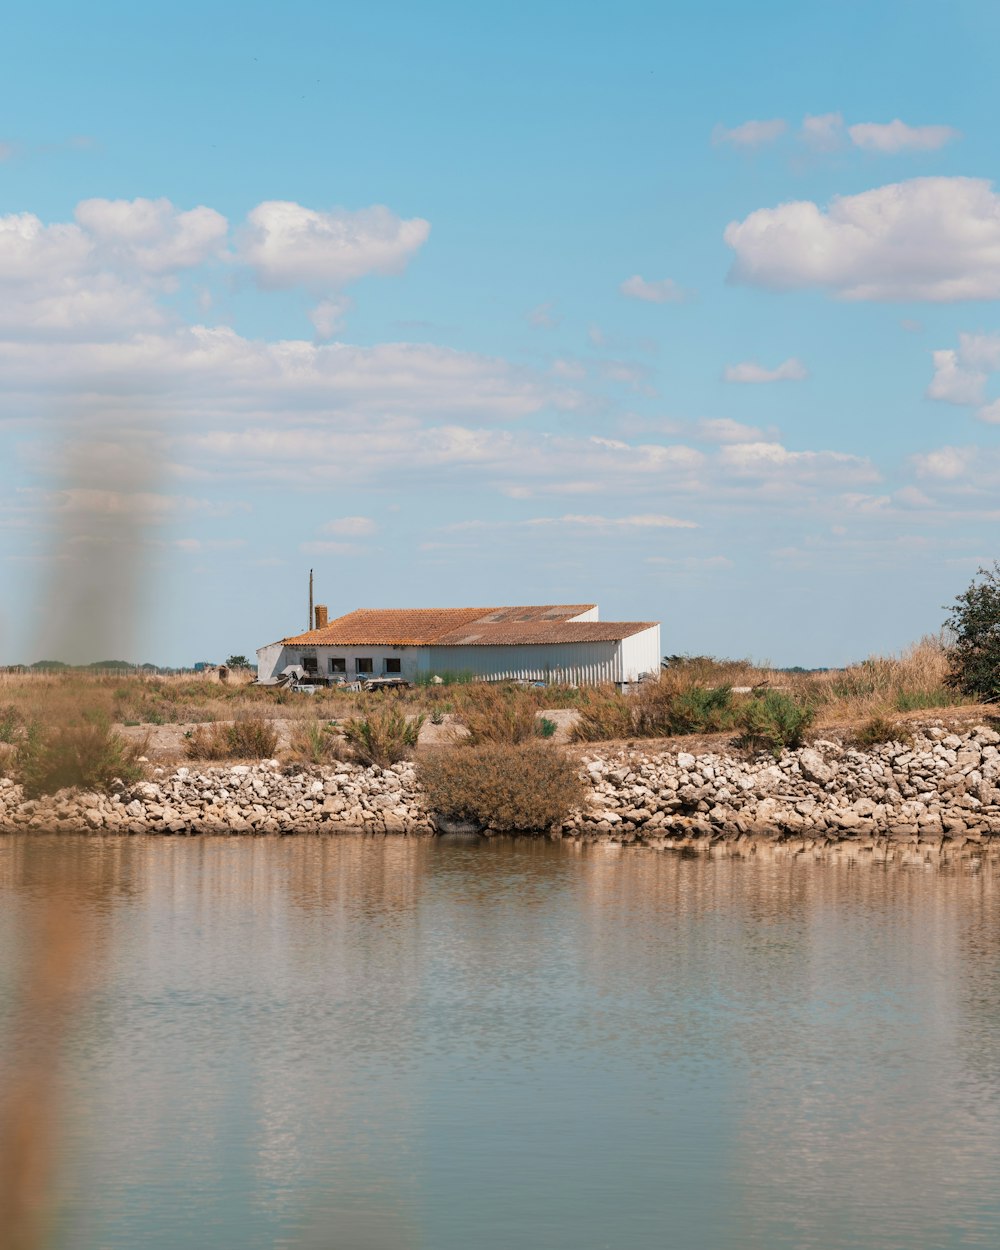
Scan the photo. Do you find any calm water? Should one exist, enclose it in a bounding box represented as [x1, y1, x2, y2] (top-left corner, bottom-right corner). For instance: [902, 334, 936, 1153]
[2, 836, 1000, 1250]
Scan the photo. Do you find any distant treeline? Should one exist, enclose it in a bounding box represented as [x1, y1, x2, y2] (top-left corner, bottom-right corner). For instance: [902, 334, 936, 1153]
[2, 661, 196, 675]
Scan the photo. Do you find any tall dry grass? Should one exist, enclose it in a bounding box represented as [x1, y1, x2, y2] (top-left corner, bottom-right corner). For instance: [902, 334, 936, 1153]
[0, 635, 975, 760]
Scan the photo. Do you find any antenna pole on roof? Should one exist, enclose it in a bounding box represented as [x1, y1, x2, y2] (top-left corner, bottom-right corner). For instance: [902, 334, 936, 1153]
[308, 568, 313, 632]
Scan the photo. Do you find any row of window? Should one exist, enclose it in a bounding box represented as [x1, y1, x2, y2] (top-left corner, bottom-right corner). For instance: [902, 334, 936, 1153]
[301, 656, 402, 675]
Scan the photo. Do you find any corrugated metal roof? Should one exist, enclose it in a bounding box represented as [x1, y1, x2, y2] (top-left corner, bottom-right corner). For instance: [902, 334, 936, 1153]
[282, 605, 599, 646]
[433, 621, 657, 646]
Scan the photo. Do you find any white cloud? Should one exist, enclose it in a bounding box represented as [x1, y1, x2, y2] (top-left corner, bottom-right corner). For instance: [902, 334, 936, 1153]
[619, 275, 688, 304]
[911, 446, 972, 480]
[74, 197, 228, 272]
[717, 441, 878, 484]
[848, 120, 959, 153]
[927, 348, 987, 405]
[927, 333, 1000, 414]
[712, 119, 787, 149]
[238, 201, 430, 292]
[978, 398, 1000, 424]
[0, 329, 570, 423]
[309, 297, 352, 339]
[725, 177, 1000, 301]
[801, 112, 844, 152]
[723, 358, 807, 383]
[0, 199, 227, 340]
[322, 516, 378, 536]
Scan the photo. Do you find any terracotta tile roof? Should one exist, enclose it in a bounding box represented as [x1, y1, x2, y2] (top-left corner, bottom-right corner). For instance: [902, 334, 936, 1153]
[282, 605, 598, 646]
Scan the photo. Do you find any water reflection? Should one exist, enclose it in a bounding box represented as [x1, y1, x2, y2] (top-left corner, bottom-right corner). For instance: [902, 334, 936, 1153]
[0, 836, 998, 1249]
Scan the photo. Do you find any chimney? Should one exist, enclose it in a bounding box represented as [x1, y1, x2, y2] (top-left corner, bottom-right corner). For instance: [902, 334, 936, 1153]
[314, 604, 328, 630]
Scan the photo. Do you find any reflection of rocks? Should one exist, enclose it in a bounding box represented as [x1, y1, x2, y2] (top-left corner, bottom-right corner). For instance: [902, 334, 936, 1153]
[4, 723, 1000, 860]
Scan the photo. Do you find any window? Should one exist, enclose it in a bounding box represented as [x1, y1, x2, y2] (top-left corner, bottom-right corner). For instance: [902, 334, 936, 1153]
[356, 657, 373, 674]
[302, 656, 318, 674]
[385, 658, 401, 674]
[329, 657, 346, 674]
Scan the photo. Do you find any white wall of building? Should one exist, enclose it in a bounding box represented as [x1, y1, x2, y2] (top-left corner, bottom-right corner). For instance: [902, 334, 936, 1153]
[257, 623, 662, 685]
[619, 625, 662, 681]
[429, 641, 621, 684]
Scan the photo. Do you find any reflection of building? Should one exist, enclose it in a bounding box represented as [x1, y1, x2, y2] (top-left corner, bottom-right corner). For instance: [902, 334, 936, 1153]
[257, 604, 661, 687]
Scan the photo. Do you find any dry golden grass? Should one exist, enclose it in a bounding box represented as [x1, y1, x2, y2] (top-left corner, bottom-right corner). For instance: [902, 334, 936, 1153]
[0, 636, 977, 762]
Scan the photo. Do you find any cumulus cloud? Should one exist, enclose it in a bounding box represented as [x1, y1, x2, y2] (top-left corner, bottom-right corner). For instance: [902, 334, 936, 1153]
[74, 197, 228, 272]
[712, 119, 787, 149]
[848, 120, 959, 153]
[0, 198, 227, 339]
[725, 178, 1000, 301]
[723, 358, 807, 383]
[927, 333, 1000, 414]
[238, 201, 430, 292]
[910, 446, 975, 480]
[619, 275, 688, 303]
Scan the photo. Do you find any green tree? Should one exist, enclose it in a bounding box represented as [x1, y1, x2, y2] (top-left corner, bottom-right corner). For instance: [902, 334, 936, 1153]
[225, 654, 252, 669]
[944, 564, 1000, 701]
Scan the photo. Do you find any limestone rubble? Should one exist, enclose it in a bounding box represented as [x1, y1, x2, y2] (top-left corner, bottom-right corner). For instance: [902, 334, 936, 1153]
[3, 723, 1000, 862]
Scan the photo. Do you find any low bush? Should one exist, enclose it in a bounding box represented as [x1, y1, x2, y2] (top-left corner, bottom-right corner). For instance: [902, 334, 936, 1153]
[342, 706, 423, 767]
[186, 717, 279, 761]
[851, 715, 912, 748]
[419, 741, 583, 833]
[571, 687, 637, 742]
[734, 690, 815, 758]
[455, 682, 542, 744]
[286, 719, 346, 764]
[17, 715, 147, 797]
[643, 683, 734, 737]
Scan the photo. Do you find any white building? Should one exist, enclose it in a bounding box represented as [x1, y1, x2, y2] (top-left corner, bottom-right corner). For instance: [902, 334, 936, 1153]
[256, 604, 661, 687]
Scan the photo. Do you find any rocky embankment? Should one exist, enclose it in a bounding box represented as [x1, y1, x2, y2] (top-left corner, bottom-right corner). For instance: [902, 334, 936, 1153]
[3, 723, 1000, 860]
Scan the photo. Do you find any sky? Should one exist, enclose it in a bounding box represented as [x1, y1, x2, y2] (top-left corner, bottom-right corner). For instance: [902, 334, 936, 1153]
[2, 0, 999, 667]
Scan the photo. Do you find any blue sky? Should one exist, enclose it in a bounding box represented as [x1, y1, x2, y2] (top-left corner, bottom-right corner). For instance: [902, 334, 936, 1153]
[2, 0, 999, 667]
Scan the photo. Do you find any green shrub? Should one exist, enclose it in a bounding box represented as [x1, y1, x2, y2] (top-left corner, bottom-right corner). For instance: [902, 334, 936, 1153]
[895, 687, 962, 712]
[734, 690, 815, 758]
[186, 717, 278, 760]
[851, 715, 912, 749]
[419, 742, 583, 833]
[650, 684, 734, 736]
[342, 706, 423, 767]
[17, 715, 147, 797]
[538, 716, 557, 739]
[0, 704, 22, 744]
[944, 564, 1000, 701]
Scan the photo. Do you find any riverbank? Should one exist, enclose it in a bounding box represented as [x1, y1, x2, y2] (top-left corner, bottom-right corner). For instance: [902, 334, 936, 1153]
[4, 720, 1000, 861]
